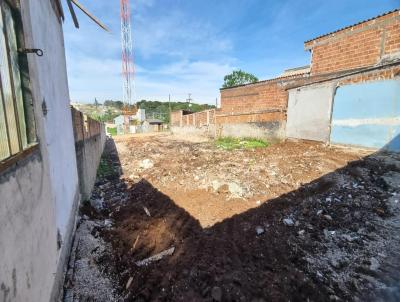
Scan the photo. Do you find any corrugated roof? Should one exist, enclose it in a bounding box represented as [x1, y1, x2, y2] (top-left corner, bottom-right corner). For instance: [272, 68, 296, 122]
[305, 8, 400, 44]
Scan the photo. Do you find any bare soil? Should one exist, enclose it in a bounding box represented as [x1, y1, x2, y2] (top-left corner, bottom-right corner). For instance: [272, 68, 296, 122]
[65, 134, 400, 301]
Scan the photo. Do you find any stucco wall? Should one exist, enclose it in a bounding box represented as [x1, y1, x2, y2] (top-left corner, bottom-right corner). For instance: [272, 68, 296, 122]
[286, 83, 335, 142]
[24, 0, 79, 239]
[72, 108, 106, 200]
[0, 1, 80, 302]
[217, 121, 285, 142]
[330, 79, 400, 151]
[0, 151, 58, 302]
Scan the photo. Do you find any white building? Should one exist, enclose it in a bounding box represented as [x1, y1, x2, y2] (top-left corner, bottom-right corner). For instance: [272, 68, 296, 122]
[0, 1, 105, 301]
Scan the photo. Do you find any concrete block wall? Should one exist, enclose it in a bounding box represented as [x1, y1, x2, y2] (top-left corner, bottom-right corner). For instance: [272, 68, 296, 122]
[71, 107, 106, 201]
[306, 10, 400, 75]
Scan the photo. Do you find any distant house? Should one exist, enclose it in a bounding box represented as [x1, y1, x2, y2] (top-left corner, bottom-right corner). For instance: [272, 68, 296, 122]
[113, 108, 146, 134]
[142, 119, 164, 133]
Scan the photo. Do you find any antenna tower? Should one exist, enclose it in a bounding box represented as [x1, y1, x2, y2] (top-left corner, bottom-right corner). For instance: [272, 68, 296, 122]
[120, 0, 134, 110]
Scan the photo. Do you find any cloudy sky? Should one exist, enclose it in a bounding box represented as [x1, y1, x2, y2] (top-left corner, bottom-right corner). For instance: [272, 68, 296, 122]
[62, 0, 398, 104]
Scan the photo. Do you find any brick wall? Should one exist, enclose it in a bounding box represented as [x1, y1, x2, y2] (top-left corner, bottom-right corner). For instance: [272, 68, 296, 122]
[215, 111, 285, 124]
[220, 80, 288, 114]
[170, 110, 182, 126]
[71, 106, 103, 143]
[70, 106, 106, 200]
[306, 10, 400, 75]
[170, 109, 216, 127]
[338, 65, 400, 86]
[218, 74, 309, 126]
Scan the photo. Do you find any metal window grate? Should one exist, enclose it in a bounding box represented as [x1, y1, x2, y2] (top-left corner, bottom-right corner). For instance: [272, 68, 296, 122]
[0, 1, 34, 162]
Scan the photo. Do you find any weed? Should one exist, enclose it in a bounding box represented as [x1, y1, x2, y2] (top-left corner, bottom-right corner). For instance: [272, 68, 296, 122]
[97, 158, 117, 178]
[215, 137, 268, 150]
[107, 127, 117, 136]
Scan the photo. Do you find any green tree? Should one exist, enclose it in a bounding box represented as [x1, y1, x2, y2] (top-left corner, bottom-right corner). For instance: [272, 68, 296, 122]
[104, 100, 124, 109]
[222, 70, 258, 88]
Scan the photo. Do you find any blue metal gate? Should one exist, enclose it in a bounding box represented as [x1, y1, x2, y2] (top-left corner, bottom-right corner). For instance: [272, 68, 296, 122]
[330, 80, 400, 152]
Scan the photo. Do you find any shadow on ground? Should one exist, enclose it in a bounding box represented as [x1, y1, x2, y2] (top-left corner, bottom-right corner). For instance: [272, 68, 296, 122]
[82, 137, 400, 301]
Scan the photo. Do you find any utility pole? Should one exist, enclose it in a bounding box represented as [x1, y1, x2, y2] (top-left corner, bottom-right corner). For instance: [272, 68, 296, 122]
[186, 93, 193, 103]
[168, 94, 171, 124]
[215, 97, 218, 108]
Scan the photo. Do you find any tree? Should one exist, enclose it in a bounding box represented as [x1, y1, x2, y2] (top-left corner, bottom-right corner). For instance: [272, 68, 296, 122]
[222, 70, 258, 88]
[104, 100, 124, 109]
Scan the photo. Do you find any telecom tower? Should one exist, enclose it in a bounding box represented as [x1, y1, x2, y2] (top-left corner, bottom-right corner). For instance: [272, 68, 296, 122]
[120, 0, 136, 132]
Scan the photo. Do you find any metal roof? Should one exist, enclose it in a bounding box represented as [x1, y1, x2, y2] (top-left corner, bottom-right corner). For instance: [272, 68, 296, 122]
[305, 8, 399, 44]
[146, 119, 164, 124]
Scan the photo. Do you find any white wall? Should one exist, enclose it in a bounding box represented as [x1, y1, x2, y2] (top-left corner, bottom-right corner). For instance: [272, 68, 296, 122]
[286, 83, 335, 142]
[0, 1, 80, 301]
[25, 0, 79, 239]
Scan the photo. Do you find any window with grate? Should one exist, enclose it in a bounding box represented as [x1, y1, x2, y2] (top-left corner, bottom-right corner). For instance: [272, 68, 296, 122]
[0, 0, 36, 163]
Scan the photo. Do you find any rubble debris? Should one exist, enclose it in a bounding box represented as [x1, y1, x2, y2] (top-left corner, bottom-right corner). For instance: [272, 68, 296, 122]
[283, 218, 294, 226]
[90, 198, 104, 210]
[125, 277, 133, 290]
[211, 286, 223, 301]
[255, 226, 265, 235]
[228, 182, 244, 198]
[135, 247, 175, 267]
[139, 158, 154, 169]
[381, 171, 400, 189]
[131, 234, 140, 252]
[66, 135, 400, 301]
[143, 206, 151, 216]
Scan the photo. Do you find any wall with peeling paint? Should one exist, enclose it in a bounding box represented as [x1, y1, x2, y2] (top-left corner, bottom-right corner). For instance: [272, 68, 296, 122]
[331, 79, 400, 151]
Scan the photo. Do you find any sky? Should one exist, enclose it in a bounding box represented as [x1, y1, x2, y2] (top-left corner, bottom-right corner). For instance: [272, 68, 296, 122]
[62, 0, 399, 105]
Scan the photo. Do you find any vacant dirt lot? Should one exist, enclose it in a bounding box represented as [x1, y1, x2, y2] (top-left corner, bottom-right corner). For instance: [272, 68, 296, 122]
[64, 134, 400, 302]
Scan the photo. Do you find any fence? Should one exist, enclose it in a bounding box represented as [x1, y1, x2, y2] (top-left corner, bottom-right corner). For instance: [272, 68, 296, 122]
[170, 109, 216, 127]
[71, 107, 106, 200]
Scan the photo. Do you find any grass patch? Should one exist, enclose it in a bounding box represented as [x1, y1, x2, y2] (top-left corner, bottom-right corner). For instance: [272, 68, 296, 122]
[215, 137, 268, 150]
[107, 127, 117, 136]
[97, 158, 118, 178]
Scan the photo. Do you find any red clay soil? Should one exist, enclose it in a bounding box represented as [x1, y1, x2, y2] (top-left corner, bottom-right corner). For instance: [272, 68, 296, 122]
[101, 180, 329, 301]
[87, 136, 400, 302]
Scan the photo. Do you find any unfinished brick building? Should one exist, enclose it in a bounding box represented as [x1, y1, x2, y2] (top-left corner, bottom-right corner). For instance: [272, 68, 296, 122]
[217, 69, 309, 139]
[171, 9, 400, 150]
[286, 9, 400, 151]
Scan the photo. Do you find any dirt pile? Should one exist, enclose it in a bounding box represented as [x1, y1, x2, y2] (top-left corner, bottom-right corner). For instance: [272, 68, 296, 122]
[64, 135, 400, 301]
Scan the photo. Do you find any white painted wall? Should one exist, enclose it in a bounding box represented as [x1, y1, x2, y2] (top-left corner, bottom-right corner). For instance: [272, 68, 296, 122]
[136, 109, 146, 122]
[24, 0, 79, 238]
[0, 1, 80, 301]
[286, 83, 335, 142]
